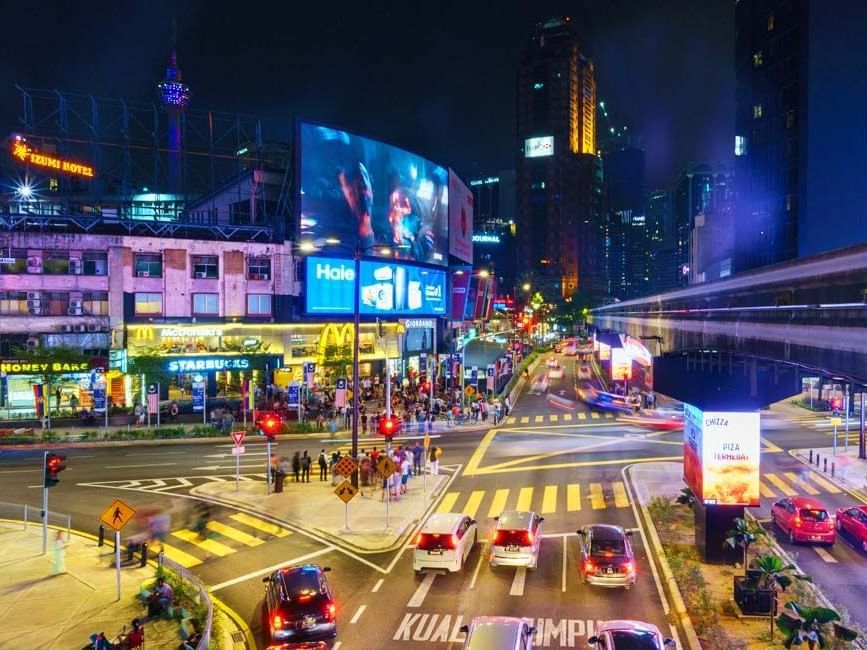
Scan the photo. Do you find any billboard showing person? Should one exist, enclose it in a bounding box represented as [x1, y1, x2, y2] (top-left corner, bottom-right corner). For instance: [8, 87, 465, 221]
[299, 122, 448, 266]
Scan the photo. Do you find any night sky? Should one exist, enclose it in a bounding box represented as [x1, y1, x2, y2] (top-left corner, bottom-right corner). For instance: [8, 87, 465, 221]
[0, 0, 734, 188]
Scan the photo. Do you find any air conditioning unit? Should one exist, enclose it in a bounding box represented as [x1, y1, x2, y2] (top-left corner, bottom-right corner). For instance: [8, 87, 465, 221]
[28, 305, 42, 315]
[195, 271, 208, 279]
[69, 259, 83, 274]
[74, 324, 87, 333]
[87, 323, 100, 332]
[68, 306, 83, 316]
[137, 270, 150, 278]
[60, 324, 73, 333]
[27, 291, 40, 301]
[27, 299, 41, 309]
[26, 336, 39, 348]
[27, 257, 42, 271]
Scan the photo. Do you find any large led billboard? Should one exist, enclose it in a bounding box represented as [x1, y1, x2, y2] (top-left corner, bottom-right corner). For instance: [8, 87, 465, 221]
[304, 255, 447, 316]
[683, 403, 761, 507]
[448, 169, 473, 264]
[524, 136, 554, 158]
[299, 122, 448, 266]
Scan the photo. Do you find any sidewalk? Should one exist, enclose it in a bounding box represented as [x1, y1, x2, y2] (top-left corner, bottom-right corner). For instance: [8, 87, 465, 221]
[792, 446, 867, 499]
[194, 468, 450, 553]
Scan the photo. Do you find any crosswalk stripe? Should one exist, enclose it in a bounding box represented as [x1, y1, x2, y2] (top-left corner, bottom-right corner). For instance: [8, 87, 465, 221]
[550, 414, 559, 422]
[612, 482, 630, 508]
[437, 492, 460, 513]
[534, 415, 544, 423]
[488, 489, 510, 518]
[784, 472, 820, 496]
[228, 513, 290, 537]
[578, 413, 587, 420]
[563, 413, 573, 421]
[813, 546, 838, 563]
[605, 413, 613, 419]
[520, 416, 530, 424]
[171, 529, 235, 556]
[764, 473, 797, 496]
[506, 417, 516, 424]
[463, 491, 486, 518]
[759, 481, 777, 498]
[206, 521, 265, 547]
[803, 472, 841, 494]
[589, 483, 605, 509]
[516, 487, 534, 511]
[542, 485, 558, 514]
[158, 542, 202, 568]
[591, 412, 600, 420]
[567, 484, 582, 511]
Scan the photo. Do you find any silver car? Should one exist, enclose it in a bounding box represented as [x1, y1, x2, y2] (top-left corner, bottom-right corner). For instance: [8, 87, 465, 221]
[461, 616, 536, 650]
[490, 510, 544, 569]
[588, 619, 675, 649]
[578, 524, 636, 589]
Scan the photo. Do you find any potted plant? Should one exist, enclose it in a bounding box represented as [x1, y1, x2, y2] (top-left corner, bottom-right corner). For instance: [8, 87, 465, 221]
[776, 601, 858, 648]
[725, 516, 766, 573]
[675, 486, 696, 508]
[747, 553, 812, 635]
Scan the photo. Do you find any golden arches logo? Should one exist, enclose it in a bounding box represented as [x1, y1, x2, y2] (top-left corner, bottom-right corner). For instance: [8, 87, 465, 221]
[318, 323, 355, 356]
[133, 327, 155, 341]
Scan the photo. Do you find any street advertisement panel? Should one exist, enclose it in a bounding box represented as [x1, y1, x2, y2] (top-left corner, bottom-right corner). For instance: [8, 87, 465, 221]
[93, 378, 106, 413]
[610, 347, 632, 381]
[683, 403, 761, 507]
[524, 135, 554, 158]
[451, 270, 471, 321]
[304, 256, 447, 316]
[299, 122, 448, 266]
[191, 379, 205, 412]
[287, 384, 300, 407]
[448, 169, 473, 264]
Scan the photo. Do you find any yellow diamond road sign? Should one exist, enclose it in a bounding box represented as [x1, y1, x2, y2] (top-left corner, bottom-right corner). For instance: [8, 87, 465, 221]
[334, 480, 358, 504]
[376, 455, 398, 477]
[423, 433, 431, 451]
[99, 499, 136, 532]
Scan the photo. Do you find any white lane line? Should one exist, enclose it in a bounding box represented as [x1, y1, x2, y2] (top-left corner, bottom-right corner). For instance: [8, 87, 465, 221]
[509, 567, 527, 596]
[813, 546, 838, 563]
[27, 485, 42, 488]
[0, 469, 40, 474]
[127, 451, 188, 456]
[669, 624, 682, 650]
[210, 547, 335, 591]
[562, 535, 568, 592]
[469, 544, 486, 590]
[333, 643, 342, 650]
[104, 463, 178, 469]
[407, 572, 436, 608]
[349, 604, 366, 624]
[371, 578, 384, 593]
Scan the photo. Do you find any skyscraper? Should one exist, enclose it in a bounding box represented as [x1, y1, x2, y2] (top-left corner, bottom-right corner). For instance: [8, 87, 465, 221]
[157, 26, 191, 195]
[603, 146, 646, 299]
[734, 0, 867, 272]
[516, 17, 604, 301]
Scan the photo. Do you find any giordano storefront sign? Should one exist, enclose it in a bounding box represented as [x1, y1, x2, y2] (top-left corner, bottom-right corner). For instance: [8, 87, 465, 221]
[0, 359, 92, 374]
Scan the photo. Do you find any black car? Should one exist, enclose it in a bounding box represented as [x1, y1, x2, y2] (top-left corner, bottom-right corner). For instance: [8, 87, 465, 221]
[262, 564, 336, 645]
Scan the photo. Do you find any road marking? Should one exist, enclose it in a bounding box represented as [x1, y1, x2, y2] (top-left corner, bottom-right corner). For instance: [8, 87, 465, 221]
[542, 485, 558, 514]
[805, 472, 841, 494]
[605, 413, 613, 419]
[333, 643, 342, 650]
[550, 414, 559, 422]
[371, 578, 384, 593]
[591, 412, 600, 419]
[488, 489, 510, 518]
[408, 572, 436, 608]
[463, 491, 485, 518]
[759, 481, 776, 498]
[764, 473, 797, 496]
[350, 604, 367, 624]
[130, 451, 189, 456]
[578, 412, 587, 420]
[563, 413, 573, 421]
[104, 463, 178, 469]
[228, 512, 290, 537]
[590, 483, 605, 509]
[612, 482, 630, 508]
[463, 429, 498, 475]
[516, 487, 534, 511]
[509, 567, 527, 596]
[171, 529, 235, 556]
[0, 469, 40, 474]
[158, 542, 202, 568]
[567, 484, 582, 511]
[561, 535, 568, 592]
[469, 543, 486, 590]
[210, 547, 335, 591]
[534, 415, 544, 423]
[761, 437, 784, 453]
[206, 521, 264, 547]
[437, 492, 460, 513]
[520, 416, 530, 423]
[784, 472, 820, 496]
[813, 546, 838, 563]
[506, 417, 516, 424]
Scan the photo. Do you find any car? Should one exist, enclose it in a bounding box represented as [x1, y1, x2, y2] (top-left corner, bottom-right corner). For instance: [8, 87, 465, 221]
[490, 510, 544, 569]
[577, 524, 636, 589]
[835, 505, 867, 551]
[588, 620, 676, 649]
[546, 357, 560, 368]
[261, 564, 336, 646]
[577, 365, 592, 380]
[460, 616, 536, 650]
[413, 512, 477, 572]
[548, 366, 564, 380]
[771, 496, 835, 545]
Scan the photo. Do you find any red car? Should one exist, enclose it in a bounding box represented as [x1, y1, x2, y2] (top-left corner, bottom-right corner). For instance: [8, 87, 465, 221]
[771, 496, 835, 545]
[835, 505, 867, 552]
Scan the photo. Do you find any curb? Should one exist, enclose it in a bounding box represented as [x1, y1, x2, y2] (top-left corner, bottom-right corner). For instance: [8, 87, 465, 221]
[623, 466, 702, 650]
[789, 448, 867, 503]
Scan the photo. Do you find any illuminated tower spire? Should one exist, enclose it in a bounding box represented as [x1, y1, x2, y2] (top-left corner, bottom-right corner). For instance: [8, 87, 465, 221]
[157, 20, 190, 194]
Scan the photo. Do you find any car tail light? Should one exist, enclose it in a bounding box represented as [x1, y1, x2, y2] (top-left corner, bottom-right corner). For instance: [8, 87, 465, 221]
[623, 562, 634, 574]
[414, 533, 423, 546]
[793, 516, 802, 528]
[448, 534, 458, 549]
[324, 602, 336, 620]
[584, 560, 595, 574]
[271, 614, 283, 629]
[524, 531, 534, 546]
[492, 530, 502, 544]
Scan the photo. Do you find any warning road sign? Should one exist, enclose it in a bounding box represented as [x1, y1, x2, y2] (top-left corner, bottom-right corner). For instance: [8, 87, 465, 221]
[334, 457, 358, 478]
[99, 499, 136, 532]
[423, 433, 431, 451]
[231, 430, 246, 446]
[376, 455, 398, 477]
[334, 480, 358, 504]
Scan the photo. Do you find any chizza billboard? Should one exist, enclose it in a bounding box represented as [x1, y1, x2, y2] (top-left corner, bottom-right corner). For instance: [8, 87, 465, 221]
[683, 404, 760, 507]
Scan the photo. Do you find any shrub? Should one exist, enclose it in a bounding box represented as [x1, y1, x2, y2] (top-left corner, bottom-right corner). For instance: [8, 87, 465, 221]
[648, 495, 675, 525]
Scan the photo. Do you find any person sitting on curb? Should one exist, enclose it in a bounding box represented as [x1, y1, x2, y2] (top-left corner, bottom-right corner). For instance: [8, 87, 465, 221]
[146, 577, 174, 618]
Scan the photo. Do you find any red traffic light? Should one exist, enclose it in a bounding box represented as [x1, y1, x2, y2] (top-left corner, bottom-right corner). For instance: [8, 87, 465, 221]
[377, 416, 400, 437]
[44, 453, 66, 488]
[258, 412, 283, 439]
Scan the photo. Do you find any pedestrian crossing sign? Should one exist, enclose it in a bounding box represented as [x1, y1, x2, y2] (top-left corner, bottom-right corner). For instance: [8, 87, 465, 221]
[334, 480, 358, 504]
[100, 499, 136, 531]
[376, 455, 398, 477]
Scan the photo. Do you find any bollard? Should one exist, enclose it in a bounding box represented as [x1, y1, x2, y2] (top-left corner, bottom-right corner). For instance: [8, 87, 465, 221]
[98, 524, 105, 547]
[809, 450, 813, 464]
[140, 542, 148, 568]
[824, 458, 828, 473]
[127, 542, 135, 562]
[158, 550, 164, 570]
[832, 462, 835, 478]
[816, 453, 820, 467]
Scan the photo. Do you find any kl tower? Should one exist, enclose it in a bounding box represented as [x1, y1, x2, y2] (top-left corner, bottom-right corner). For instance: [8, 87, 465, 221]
[157, 23, 190, 195]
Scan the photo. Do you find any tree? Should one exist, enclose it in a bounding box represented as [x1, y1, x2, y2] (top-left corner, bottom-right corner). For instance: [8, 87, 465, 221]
[749, 553, 812, 637]
[724, 516, 766, 574]
[776, 601, 858, 649]
[126, 354, 174, 407]
[675, 487, 697, 508]
[319, 344, 352, 381]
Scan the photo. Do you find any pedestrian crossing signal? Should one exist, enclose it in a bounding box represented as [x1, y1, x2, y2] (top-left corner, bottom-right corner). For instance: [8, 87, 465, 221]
[378, 416, 400, 437]
[44, 453, 66, 488]
[259, 413, 283, 439]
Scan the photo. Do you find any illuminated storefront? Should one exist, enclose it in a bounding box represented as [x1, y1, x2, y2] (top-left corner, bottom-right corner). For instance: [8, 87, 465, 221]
[0, 356, 107, 417]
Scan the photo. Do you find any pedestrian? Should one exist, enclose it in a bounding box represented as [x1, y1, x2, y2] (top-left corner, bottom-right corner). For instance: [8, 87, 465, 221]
[412, 441, 423, 476]
[52, 529, 67, 575]
[361, 412, 368, 436]
[291, 452, 301, 483]
[302, 451, 311, 482]
[169, 401, 179, 422]
[427, 411, 434, 433]
[318, 449, 328, 481]
[429, 445, 441, 476]
[135, 403, 145, 426]
[400, 454, 412, 494]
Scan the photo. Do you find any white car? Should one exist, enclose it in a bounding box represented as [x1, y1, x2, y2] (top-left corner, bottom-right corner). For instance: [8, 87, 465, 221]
[588, 620, 675, 649]
[546, 357, 560, 368]
[548, 367, 564, 380]
[413, 513, 477, 572]
[577, 365, 592, 380]
[461, 616, 536, 650]
[490, 510, 543, 569]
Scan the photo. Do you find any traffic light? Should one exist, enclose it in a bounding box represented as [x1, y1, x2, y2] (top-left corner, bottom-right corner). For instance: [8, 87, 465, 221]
[830, 396, 843, 412]
[378, 416, 400, 437]
[259, 413, 283, 440]
[44, 453, 66, 488]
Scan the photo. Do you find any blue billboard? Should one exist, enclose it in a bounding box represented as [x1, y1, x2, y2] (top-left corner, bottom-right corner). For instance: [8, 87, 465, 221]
[305, 255, 447, 316]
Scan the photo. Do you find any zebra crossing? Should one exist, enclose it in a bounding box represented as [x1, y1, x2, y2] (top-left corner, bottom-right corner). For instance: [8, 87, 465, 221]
[504, 411, 619, 425]
[759, 470, 841, 498]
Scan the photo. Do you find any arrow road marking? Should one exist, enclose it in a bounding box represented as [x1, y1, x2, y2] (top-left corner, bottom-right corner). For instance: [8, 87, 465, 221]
[407, 573, 436, 608]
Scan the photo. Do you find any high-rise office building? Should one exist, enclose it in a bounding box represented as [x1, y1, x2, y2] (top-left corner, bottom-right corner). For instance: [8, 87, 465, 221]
[516, 17, 604, 301]
[734, 0, 867, 272]
[603, 146, 646, 299]
[470, 171, 518, 294]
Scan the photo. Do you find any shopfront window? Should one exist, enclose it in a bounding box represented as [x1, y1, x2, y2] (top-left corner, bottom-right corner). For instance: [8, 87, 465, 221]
[134, 292, 163, 315]
[192, 293, 219, 315]
[192, 255, 219, 279]
[83, 292, 109, 315]
[82, 252, 108, 276]
[134, 254, 162, 278]
[0, 249, 27, 274]
[43, 251, 70, 275]
[43, 292, 70, 316]
[0, 291, 28, 315]
[246, 294, 271, 316]
[247, 257, 271, 280]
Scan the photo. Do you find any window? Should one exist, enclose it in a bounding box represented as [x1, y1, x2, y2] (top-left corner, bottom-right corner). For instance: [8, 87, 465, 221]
[0, 249, 27, 274]
[82, 252, 108, 276]
[192, 293, 219, 315]
[767, 14, 775, 31]
[43, 251, 70, 275]
[42, 292, 70, 316]
[246, 293, 272, 316]
[752, 50, 764, 67]
[134, 292, 162, 315]
[191, 255, 219, 279]
[134, 253, 162, 278]
[735, 135, 747, 156]
[753, 103, 763, 119]
[247, 257, 271, 280]
[83, 292, 109, 316]
[0, 291, 28, 315]
[786, 109, 797, 129]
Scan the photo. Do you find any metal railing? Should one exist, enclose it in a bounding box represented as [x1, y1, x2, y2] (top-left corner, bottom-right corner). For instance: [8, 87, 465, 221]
[0, 500, 71, 539]
[157, 551, 214, 650]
